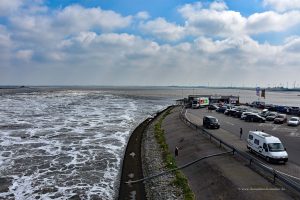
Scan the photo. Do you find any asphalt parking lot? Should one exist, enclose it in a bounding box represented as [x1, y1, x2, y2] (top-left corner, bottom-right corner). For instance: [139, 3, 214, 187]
[187, 108, 300, 166]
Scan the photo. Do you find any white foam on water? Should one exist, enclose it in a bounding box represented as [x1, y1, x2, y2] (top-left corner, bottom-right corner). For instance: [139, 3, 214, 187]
[0, 90, 170, 199]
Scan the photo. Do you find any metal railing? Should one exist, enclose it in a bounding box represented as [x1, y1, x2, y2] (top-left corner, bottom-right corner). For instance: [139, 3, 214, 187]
[179, 107, 300, 194]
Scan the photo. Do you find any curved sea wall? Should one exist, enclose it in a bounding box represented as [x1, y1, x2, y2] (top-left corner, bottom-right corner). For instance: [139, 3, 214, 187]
[118, 105, 182, 199]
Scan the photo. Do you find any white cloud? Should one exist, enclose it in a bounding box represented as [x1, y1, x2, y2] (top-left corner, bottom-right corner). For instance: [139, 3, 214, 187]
[247, 11, 300, 33]
[0, 25, 11, 48]
[178, 2, 203, 19]
[178, 1, 300, 38]
[135, 11, 150, 20]
[140, 18, 185, 41]
[209, 1, 228, 11]
[56, 5, 132, 33]
[283, 36, 300, 52]
[1, 0, 300, 86]
[181, 9, 246, 37]
[263, 0, 300, 12]
[0, 0, 22, 16]
[16, 49, 33, 61]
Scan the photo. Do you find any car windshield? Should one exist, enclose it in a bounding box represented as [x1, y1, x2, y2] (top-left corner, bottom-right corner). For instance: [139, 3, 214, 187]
[209, 118, 218, 122]
[269, 113, 276, 116]
[268, 143, 285, 152]
[277, 115, 285, 118]
[290, 118, 298, 121]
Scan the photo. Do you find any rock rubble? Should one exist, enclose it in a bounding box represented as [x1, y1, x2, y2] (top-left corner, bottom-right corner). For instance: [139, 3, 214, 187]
[141, 117, 183, 200]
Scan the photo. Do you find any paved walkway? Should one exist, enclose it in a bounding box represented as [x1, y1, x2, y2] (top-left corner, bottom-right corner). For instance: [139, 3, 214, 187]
[162, 106, 296, 200]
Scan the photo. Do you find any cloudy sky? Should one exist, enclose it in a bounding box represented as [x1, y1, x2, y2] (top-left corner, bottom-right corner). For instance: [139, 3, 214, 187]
[1, 0, 300, 87]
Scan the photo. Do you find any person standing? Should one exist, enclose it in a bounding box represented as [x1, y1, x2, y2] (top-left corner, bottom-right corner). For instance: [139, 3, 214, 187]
[175, 146, 179, 157]
[240, 128, 243, 140]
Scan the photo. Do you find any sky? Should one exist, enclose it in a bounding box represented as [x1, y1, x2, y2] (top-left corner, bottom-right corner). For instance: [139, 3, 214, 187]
[1, 0, 300, 87]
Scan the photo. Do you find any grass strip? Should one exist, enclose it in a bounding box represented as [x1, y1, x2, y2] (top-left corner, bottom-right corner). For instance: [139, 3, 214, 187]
[154, 108, 195, 200]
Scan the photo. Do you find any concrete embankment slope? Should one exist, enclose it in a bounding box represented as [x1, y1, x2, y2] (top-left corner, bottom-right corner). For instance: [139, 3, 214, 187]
[162, 106, 295, 200]
[118, 106, 176, 200]
[118, 117, 149, 200]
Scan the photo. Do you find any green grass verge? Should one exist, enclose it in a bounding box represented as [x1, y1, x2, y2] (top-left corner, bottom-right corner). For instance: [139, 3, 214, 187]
[154, 108, 195, 200]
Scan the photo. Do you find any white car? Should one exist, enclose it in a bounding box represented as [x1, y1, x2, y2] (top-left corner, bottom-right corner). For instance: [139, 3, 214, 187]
[288, 117, 300, 126]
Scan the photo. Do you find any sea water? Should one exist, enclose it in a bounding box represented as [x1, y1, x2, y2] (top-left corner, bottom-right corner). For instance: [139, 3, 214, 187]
[0, 89, 170, 199]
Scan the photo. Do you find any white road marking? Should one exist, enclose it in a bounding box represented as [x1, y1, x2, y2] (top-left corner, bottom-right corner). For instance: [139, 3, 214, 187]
[289, 132, 300, 137]
[128, 173, 135, 178]
[225, 121, 234, 126]
[129, 152, 136, 158]
[272, 125, 281, 131]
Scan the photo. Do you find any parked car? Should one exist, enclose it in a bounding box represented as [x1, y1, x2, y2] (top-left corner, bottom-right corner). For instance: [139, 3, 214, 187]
[241, 112, 254, 120]
[216, 106, 227, 113]
[245, 114, 266, 123]
[203, 116, 220, 129]
[208, 104, 218, 110]
[276, 106, 288, 113]
[274, 114, 287, 124]
[288, 107, 300, 115]
[224, 108, 237, 116]
[247, 131, 288, 163]
[250, 101, 265, 108]
[259, 109, 270, 118]
[266, 112, 278, 121]
[267, 105, 278, 112]
[233, 107, 248, 118]
[287, 117, 300, 126]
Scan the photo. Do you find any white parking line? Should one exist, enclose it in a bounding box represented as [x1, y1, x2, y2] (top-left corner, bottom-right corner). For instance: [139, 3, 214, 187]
[272, 125, 281, 131]
[226, 121, 234, 126]
[289, 132, 300, 137]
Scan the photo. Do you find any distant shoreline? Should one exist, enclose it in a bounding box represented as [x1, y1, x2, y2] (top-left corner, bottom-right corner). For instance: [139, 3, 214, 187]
[1, 85, 300, 92]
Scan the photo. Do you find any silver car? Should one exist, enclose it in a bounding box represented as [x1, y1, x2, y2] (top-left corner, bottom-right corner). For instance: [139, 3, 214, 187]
[288, 117, 300, 126]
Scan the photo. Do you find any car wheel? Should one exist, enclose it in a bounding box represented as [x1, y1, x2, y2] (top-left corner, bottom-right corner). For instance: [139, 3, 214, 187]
[266, 157, 270, 162]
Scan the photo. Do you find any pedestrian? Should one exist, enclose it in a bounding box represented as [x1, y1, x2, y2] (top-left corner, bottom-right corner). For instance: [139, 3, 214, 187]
[175, 146, 179, 157]
[240, 128, 243, 140]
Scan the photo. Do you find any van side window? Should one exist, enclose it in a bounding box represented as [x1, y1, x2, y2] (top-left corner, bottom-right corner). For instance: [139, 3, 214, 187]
[254, 139, 259, 145]
[263, 143, 267, 149]
[248, 135, 253, 140]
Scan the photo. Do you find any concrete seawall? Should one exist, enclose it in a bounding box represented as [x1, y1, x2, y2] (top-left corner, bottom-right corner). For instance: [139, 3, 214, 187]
[118, 106, 175, 199]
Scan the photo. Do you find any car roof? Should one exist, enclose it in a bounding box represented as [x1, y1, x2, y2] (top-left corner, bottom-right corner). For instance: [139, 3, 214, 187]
[204, 116, 216, 119]
[277, 114, 286, 117]
[249, 131, 281, 143]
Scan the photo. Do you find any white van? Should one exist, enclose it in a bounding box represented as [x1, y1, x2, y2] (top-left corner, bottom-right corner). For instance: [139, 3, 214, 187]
[247, 131, 288, 163]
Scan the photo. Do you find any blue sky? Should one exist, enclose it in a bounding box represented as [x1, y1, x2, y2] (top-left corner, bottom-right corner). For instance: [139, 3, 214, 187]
[1, 0, 300, 86]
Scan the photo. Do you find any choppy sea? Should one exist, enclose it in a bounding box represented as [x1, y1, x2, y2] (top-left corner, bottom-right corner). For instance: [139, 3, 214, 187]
[0, 86, 299, 199]
[0, 88, 170, 200]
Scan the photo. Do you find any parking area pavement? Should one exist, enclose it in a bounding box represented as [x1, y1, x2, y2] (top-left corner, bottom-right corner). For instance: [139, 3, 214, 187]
[162, 107, 296, 200]
[185, 108, 300, 181]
